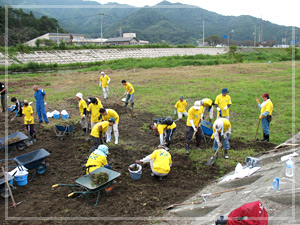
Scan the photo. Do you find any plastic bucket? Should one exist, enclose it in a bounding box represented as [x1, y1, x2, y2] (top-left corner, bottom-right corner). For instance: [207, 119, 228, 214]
[128, 164, 142, 180]
[53, 113, 60, 119]
[9, 179, 13, 186]
[62, 113, 69, 120]
[14, 171, 28, 186]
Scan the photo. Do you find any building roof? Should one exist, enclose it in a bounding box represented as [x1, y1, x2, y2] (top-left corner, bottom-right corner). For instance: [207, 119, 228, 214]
[49, 33, 84, 37]
[105, 37, 139, 42]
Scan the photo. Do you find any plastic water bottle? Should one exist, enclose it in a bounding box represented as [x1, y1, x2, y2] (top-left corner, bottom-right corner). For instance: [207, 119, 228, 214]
[286, 158, 294, 177]
[272, 178, 279, 190]
[215, 215, 227, 225]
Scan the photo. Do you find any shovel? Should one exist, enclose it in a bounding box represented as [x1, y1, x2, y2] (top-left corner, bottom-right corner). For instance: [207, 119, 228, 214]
[1, 167, 22, 208]
[253, 119, 260, 141]
[206, 146, 221, 166]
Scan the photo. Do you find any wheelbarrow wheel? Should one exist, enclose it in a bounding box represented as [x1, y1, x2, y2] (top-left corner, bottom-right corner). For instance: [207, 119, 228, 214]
[104, 183, 114, 193]
[36, 163, 47, 175]
[16, 142, 26, 151]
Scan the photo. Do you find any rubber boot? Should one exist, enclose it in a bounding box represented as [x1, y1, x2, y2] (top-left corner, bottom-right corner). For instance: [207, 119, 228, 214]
[264, 135, 269, 142]
[114, 136, 119, 144]
[106, 135, 111, 143]
[81, 128, 86, 136]
[130, 102, 134, 109]
[185, 144, 190, 155]
[123, 102, 128, 107]
[260, 134, 266, 141]
[196, 142, 201, 150]
[224, 149, 229, 159]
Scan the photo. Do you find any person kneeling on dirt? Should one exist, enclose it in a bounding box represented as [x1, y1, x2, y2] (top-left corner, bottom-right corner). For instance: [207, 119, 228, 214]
[85, 144, 111, 174]
[11, 97, 23, 117]
[136, 145, 172, 179]
[22, 100, 36, 141]
[149, 119, 176, 148]
[89, 118, 115, 155]
[211, 118, 231, 159]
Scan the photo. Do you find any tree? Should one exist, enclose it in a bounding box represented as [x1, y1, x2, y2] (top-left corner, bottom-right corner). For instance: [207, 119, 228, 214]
[205, 35, 221, 47]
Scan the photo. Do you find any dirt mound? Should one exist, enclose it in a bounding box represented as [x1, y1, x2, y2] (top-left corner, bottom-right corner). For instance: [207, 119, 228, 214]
[0, 99, 275, 224]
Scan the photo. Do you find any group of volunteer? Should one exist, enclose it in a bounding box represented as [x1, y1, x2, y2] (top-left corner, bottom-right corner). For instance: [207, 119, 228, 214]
[1, 69, 273, 180]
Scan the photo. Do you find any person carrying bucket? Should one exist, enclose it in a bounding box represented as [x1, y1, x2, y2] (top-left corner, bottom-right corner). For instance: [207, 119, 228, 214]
[85, 144, 111, 174]
[89, 118, 115, 155]
[136, 145, 172, 180]
[33, 85, 49, 124]
[121, 80, 135, 109]
[22, 100, 36, 141]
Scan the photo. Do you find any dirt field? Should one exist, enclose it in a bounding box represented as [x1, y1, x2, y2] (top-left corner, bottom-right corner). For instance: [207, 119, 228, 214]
[0, 97, 276, 224]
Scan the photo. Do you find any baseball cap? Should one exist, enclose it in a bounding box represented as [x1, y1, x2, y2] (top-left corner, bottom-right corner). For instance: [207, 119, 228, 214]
[180, 95, 184, 99]
[109, 117, 115, 123]
[101, 71, 105, 75]
[194, 101, 201, 110]
[261, 93, 269, 98]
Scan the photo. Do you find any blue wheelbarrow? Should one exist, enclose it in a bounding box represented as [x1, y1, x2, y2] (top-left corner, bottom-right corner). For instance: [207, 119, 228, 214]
[201, 120, 213, 143]
[14, 148, 50, 181]
[0, 132, 29, 157]
[54, 124, 74, 141]
[0, 172, 15, 198]
[52, 167, 121, 206]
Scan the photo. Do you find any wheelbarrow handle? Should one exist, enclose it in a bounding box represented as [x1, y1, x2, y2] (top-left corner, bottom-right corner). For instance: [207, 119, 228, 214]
[52, 184, 59, 188]
[68, 192, 74, 197]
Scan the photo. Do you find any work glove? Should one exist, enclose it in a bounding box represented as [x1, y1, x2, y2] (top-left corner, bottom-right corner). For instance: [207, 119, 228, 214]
[174, 110, 177, 115]
[217, 107, 221, 112]
[256, 98, 260, 104]
[194, 127, 197, 132]
[44, 102, 47, 106]
[81, 115, 86, 119]
[223, 134, 227, 139]
[223, 106, 228, 111]
[259, 114, 263, 120]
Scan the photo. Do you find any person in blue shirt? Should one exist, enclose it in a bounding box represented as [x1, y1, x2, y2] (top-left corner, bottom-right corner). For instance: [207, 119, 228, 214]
[33, 85, 49, 123]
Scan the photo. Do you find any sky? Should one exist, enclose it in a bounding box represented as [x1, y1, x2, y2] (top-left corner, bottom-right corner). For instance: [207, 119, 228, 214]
[95, 0, 299, 28]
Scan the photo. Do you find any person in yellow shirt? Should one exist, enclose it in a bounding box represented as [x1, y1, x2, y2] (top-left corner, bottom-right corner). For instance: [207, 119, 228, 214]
[99, 108, 119, 144]
[121, 80, 135, 109]
[174, 96, 188, 119]
[199, 98, 214, 122]
[214, 88, 232, 120]
[99, 71, 111, 99]
[185, 101, 204, 154]
[211, 118, 231, 159]
[85, 145, 111, 174]
[256, 93, 273, 142]
[22, 100, 36, 141]
[89, 119, 115, 155]
[136, 145, 172, 180]
[87, 97, 103, 129]
[149, 118, 176, 148]
[76, 93, 87, 136]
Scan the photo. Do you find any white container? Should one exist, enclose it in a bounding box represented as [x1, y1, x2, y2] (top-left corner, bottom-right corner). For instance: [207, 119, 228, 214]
[286, 158, 294, 177]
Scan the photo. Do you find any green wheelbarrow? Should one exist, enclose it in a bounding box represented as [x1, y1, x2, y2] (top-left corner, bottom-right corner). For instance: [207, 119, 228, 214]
[52, 167, 120, 206]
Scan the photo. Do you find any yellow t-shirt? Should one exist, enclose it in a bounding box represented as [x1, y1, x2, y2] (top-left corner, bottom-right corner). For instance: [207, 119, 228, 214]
[101, 109, 119, 123]
[90, 121, 109, 138]
[22, 106, 34, 125]
[100, 75, 110, 88]
[211, 118, 231, 139]
[124, 82, 135, 95]
[186, 106, 204, 127]
[78, 98, 87, 117]
[214, 94, 232, 117]
[150, 149, 172, 174]
[157, 122, 176, 135]
[87, 98, 103, 122]
[85, 152, 107, 174]
[175, 100, 187, 112]
[261, 100, 273, 117]
[201, 98, 213, 108]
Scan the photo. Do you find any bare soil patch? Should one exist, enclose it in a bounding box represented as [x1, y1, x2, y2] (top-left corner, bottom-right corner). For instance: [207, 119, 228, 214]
[0, 97, 275, 225]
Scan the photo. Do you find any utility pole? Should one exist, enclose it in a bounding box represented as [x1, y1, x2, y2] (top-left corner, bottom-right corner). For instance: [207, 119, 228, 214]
[203, 20, 205, 46]
[99, 13, 104, 45]
[57, 27, 59, 44]
[120, 27, 122, 37]
[253, 25, 256, 47]
[231, 30, 235, 43]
